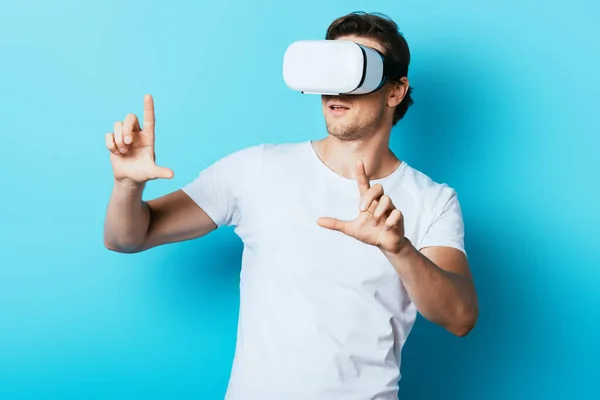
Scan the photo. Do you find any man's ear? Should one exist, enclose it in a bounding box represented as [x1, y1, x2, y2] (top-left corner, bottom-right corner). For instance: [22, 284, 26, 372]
[387, 77, 409, 107]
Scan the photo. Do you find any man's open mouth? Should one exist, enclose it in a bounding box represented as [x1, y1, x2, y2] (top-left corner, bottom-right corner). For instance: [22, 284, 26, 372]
[330, 105, 350, 110]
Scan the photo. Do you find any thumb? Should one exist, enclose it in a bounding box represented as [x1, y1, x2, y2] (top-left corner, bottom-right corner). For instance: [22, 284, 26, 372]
[152, 165, 174, 179]
[317, 217, 351, 235]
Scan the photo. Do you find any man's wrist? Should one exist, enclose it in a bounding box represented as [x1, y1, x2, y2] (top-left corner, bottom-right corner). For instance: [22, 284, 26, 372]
[114, 178, 146, 192]
[381, 238, 419, 274]
[383, 237, 414, 257]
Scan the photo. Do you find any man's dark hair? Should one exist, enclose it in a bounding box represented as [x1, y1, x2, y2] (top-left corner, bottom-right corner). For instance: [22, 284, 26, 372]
[326, 12, 414, 125]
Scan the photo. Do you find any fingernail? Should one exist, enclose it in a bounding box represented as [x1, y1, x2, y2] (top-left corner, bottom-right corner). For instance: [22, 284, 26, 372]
[360, 203, 367, 211]
[120, 147, 127, 153]
[124, 136, 132, 144]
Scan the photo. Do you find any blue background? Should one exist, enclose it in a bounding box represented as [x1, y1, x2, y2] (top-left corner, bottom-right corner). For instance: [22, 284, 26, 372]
[1, 0, 598, 398]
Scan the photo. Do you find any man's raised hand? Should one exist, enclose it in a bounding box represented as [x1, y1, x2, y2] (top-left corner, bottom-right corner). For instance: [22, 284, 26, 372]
[105, 94, 174, 185]
[317, 160, 407, 254]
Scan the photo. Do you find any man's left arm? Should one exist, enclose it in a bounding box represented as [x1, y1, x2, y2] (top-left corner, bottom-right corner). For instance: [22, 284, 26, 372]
[383, 242, 478, 337]
[317, 160, 478, 337]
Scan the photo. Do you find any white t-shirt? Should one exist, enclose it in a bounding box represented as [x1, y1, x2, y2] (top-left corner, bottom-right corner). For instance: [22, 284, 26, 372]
[181, 140, 466, 400]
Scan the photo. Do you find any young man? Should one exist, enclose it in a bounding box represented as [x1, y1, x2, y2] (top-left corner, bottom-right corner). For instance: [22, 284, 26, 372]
[104, 12, 478, 400]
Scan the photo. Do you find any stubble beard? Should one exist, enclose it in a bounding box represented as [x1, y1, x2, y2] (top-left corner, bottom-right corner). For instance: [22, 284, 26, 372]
[325, 107, 386, 142]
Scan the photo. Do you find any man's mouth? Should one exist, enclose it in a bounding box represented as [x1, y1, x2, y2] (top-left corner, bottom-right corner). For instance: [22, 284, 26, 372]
[328, 103, 351, 115]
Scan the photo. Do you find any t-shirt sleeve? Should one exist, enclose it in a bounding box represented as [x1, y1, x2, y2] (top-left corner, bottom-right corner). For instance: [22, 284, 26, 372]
[180, 145, 263, 228]
[418, 185, 466, 256]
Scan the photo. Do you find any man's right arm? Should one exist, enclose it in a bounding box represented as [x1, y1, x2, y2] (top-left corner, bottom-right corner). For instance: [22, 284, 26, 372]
[103, 94, 217, 253]
[104, 181, 217, 254]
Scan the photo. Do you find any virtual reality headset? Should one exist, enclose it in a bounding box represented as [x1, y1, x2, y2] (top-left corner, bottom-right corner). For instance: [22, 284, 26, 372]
[283, 40, 405, 96]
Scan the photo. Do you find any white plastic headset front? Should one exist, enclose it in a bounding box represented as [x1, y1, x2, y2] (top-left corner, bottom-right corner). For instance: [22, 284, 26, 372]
[283, 40, 387, 95]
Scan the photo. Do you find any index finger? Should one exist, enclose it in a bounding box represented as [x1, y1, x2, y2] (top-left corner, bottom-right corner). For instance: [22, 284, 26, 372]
[143, 94, 155, 135]
[355, 159, 371, 195]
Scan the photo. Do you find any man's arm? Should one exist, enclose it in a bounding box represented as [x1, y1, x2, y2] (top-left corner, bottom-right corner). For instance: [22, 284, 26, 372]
[104, 181, 216, 253]
[103, 94, 217, 253]
[383, 243, 478, 336]
[317, 159, 478, 336]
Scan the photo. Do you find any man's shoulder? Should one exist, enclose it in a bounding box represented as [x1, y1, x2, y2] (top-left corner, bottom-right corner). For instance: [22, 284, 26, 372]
[206, 141, 308, 178]
[229, 140, 308, 162]
[230, 140, 306, 153]
[397, 162, 459, 210]
[260, 140, 308, 155]
[399, 162, 444, 190]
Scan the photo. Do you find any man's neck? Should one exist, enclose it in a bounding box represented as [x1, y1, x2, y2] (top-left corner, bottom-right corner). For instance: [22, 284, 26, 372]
[312, 133, 401, 181]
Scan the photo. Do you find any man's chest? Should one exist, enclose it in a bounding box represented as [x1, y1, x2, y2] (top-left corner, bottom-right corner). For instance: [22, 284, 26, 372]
[235, 178, 423, 285]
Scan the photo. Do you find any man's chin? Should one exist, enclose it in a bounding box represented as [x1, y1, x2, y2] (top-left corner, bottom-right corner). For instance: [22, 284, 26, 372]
[325, 123, 365, 141]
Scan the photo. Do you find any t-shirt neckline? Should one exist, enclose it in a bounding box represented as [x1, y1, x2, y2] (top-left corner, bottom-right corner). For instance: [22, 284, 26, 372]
[306, 140, 408, 185]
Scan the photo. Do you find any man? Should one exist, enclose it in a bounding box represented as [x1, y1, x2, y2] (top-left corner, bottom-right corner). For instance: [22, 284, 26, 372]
[104, 11, 478, 400]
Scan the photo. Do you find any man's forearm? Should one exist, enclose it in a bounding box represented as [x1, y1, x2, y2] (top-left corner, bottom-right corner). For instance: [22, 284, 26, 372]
[104, 180, 151, 253]
[383, 240, 478, 336]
